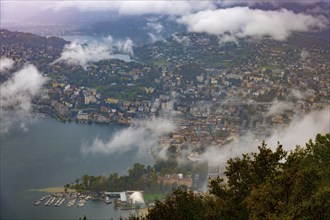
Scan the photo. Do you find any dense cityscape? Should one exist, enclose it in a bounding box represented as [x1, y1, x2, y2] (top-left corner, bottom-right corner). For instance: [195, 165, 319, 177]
[1, 29, 329, 153]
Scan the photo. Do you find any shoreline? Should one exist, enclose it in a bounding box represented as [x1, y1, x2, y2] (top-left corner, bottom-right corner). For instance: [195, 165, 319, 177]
[29, 187, 76, 193]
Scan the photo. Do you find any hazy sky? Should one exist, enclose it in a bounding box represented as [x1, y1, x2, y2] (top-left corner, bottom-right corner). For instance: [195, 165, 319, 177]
[1, 0, 328, 23]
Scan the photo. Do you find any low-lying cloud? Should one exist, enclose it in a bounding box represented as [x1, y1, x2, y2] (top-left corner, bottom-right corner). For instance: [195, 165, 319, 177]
[178, 7, 328, 41]
[147, 22, 165, 34]
[265, 100, 294, 116]
[216, 0, 326, 8]
[81, 118, 175, 156]
[0, 64, 48, 134]
[50, 1, 216, 16]
[300, 49, 310, 61]
[0, 57, 15, 73]
[116, 38, 134, 56]
[173, 34, 191, 46]
[53, 36, 136, 68]
[289, 88, 315, 101]
[201, 108, 330, 167]
[148, 33, 166, 43]
[2, 0, 328, 25]
[53, 41, 112, 69]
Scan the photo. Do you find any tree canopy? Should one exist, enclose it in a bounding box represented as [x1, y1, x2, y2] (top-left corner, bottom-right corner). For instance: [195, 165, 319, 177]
[142, 133, 330, 220]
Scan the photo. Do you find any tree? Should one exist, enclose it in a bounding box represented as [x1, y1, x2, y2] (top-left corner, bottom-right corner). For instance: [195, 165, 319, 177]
[211, 142, 287, 219]
[245, 134, 330, 220]
[147, 186, 206, 220]
[81, 175, 90, 189]
[128, 163, 146, 179]
[142, 134, 330, 220]
[64, 184, 70, 193]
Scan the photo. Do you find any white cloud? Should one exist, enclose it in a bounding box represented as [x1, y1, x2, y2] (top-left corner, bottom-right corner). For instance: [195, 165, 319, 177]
[51, 1, 216, 15]
[289, 88, 314, 100]
[300, 49, 309, 61]
[290, 89, 304, 100]
[147, 22, 165, 34]
[81, 118, 175, 156]
[0, 64, 48, 134]
[103, 35, 114, 46]
[173, 34, 191, 46]
[178, 7, 328, 41]
[215, 0, 328, 7]
[218, 34, 238, 44]
[306, 5, 330, 15]
[53, 41, 112, 69]
[0, 57, 15, 73]
[266, 108, 329, 148]
[116, 38, 134, 56]
[201, 108, 330, 167]
[53, 36, 135, 68]
[265, 100, 294, 116]
[148, 33, 166, 43]
[2, 0, 328, 24]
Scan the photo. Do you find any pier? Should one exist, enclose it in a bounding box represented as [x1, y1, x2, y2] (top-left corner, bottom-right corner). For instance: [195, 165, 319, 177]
[33, 191, 146, 210]
[34, 192, 96, 208]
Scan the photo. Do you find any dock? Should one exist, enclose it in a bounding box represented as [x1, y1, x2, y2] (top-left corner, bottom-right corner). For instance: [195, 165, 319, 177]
[34, 192, 92, 208]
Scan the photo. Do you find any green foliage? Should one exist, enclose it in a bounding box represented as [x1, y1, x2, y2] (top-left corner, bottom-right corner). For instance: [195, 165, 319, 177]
[144, 193, 166, 204]
[174, 64, 206, 81]
[147, 186, 206, 220]
[245, 134, 330, 220]
[128, 163, 146, 179]
[70, 162, 173, 193]
[144, 134, 330, 220]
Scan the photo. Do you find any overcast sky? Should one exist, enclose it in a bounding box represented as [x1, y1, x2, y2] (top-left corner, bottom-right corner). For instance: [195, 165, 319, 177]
[1, 0, 328, 42]
[1, 0, 328, 23]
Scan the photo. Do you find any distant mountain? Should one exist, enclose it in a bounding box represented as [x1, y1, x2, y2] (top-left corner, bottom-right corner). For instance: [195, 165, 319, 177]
[0, 29, 68, 49]
[79, 15, 186, 45]
[26, 8, 118, 25]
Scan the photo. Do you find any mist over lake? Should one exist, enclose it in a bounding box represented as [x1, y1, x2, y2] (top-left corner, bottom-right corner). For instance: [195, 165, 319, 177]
[0, 117, 153, 219]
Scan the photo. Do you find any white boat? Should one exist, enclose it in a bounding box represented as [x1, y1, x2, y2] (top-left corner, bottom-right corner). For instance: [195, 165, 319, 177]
[105, 196, 111, 204]
[34, 200, 41, 206]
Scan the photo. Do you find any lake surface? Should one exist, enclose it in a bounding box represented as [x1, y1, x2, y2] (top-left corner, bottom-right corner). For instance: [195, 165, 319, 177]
[62, 35, 132, 62]
[0, 117, 153, 219]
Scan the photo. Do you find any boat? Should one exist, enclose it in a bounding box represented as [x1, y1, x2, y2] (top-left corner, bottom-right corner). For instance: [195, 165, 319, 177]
[34, 200, 41, 206]
[77, 199, 86, 207]
[58, 198, 65, 207]
[67, 198, 76, 207]
[104, 196, 111, 204]
[54, 198, 61, 206]
[44, 197, 53, 206]
[48, 197, 56, 206]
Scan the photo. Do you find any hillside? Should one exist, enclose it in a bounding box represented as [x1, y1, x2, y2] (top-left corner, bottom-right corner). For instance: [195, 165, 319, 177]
[141, 133, 330, 220]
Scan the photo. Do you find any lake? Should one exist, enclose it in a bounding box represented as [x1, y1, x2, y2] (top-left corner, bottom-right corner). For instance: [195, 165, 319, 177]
[0, 117, 153, 219]
[61, 35, 132, 62]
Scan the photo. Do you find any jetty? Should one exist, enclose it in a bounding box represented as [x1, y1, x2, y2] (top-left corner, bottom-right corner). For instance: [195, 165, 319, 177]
[34, 192, 92, 208]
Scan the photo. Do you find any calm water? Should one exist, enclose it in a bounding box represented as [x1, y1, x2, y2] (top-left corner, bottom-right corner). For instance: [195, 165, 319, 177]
[1, 117, 153, 220]
[62, 35, 132, 62]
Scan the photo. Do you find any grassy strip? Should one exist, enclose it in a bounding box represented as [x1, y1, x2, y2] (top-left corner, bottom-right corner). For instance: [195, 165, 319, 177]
[29, 187, 76, 193]
[144, 193, 166, 204]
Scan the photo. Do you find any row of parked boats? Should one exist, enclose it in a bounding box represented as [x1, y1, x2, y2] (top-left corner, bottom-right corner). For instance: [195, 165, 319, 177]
[34, 193, 92, 208]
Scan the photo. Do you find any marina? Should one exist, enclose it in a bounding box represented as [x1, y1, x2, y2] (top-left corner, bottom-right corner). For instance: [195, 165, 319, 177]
[34, 192, 96, 208]
[33, 191, 146, 210]
[1, 117, 153, 219]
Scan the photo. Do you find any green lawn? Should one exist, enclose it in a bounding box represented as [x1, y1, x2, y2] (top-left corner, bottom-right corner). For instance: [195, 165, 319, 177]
[152, 59, 168, 67]
[29, 186, 76, 193]
[144, 193, 166, 204]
